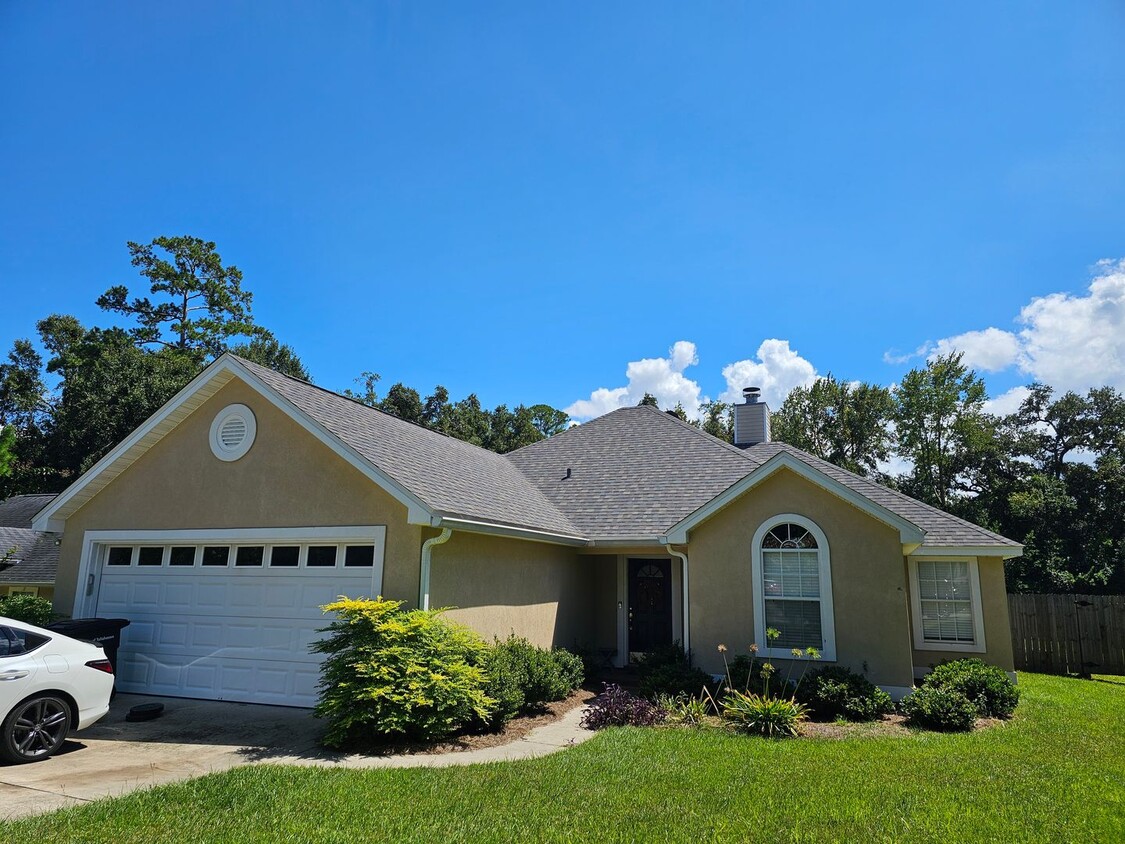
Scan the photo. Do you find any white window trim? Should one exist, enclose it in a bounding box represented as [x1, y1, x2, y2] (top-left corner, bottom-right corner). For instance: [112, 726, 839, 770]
[751, 514, 836, 661]
[209, 403, 257, 462]
[908, 556, 987, 653]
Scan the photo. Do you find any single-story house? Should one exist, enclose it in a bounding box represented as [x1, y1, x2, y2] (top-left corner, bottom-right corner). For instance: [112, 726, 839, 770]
[0, 493, 59, 600]
[33, 354, 1022, 707]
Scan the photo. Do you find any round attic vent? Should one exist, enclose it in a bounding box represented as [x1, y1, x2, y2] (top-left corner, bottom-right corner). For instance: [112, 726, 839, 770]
[209, 404, 257, 461]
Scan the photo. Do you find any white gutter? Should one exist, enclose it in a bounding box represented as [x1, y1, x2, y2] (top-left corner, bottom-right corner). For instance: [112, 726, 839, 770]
[419, 528, 453, 610]
[664, 544, 690, 654]
[430, 515, 588, 547]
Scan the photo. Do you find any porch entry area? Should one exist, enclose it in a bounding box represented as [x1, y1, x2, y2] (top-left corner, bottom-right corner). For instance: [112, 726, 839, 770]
[617, 556, 683, 666]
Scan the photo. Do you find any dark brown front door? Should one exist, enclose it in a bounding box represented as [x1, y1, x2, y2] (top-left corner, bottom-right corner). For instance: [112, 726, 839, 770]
[628, 558, 672, 653]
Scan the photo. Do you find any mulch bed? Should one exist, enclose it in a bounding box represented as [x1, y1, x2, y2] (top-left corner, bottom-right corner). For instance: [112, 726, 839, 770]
[348, 688, 595, 757]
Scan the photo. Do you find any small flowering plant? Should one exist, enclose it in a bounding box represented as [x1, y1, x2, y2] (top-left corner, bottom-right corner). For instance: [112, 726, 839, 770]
[712, 629, 821, 738]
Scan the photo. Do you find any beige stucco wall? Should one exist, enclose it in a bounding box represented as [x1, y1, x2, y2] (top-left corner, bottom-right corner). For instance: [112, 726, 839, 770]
[909, 555, 1015, 673]
[430, 530, 594, 650]
[52, 378, 424, 615]
[686, 467, 916, 688]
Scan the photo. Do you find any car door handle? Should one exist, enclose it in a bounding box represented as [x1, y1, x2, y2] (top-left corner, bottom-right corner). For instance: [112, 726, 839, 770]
[0, 669, 30, 680]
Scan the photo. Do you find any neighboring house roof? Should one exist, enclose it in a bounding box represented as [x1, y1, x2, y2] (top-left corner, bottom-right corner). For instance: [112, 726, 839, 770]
[0, 494, 56, 529]
[32, 354, 1022, 554]
[0, 526, 59, 584]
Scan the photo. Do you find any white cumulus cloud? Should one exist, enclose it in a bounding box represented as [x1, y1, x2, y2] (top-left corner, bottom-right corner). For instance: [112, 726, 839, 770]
[982, 386, 1031, 416]
[1015, 258, 1125, 392]
[564, 341, 707, 421]
[931, 328, 1022, 373]
[888, 258, 1125, 401]
[720, 339, 818, 408]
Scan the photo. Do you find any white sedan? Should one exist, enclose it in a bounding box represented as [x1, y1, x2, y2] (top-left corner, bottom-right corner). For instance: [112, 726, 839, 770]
[0, 616, 114, 764]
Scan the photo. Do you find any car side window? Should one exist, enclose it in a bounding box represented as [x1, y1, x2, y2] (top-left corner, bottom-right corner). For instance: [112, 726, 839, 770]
[0, 626, 49, 658]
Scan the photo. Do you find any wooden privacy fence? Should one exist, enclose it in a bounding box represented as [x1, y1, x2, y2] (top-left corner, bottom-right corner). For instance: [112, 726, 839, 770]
[1008, 594, 1125, 676]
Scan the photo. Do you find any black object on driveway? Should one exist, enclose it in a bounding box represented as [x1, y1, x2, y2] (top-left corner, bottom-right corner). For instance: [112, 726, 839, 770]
[126, 702, 164, 722]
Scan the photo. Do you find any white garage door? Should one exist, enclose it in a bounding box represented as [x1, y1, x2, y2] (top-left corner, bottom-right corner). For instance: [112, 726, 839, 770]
[89, 527, 385, 707]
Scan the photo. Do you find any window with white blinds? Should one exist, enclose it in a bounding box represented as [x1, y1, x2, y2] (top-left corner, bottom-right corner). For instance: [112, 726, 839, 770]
[752, 516, 836, 660]
[909, 558, 986, 653]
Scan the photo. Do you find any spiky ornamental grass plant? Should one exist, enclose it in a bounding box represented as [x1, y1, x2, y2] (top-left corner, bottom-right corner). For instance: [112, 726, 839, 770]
[714, 630, 820, 738]
[312, 598, 495, 747]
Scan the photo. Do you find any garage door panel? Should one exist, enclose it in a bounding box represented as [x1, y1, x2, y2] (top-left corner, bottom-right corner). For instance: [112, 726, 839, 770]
[94, 534, 381, 708]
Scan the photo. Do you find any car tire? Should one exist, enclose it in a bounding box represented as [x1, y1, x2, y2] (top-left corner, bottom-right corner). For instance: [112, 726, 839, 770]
[1, 694, 73, 764]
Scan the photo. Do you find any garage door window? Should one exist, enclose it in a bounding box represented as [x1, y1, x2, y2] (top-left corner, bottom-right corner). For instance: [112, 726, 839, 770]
[344, 546, 375, 567]
[169, 546, 197, 566]
[102, 541, 380, 572]
[138, 547, 164, 566]
[235, 546, 265, 567]
[107, 547, 133, 566]
[306, 546, 337, 567]
[202, 546, 231, 566]
[269, 546, 300, 567]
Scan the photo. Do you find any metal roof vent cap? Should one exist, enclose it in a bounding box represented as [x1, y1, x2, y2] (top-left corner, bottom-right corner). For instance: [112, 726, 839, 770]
[209, 404, 257, 462]
[742, 387, 761, 404]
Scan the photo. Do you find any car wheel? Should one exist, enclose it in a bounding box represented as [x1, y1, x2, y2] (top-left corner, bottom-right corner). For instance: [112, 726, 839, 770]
[1, 694, 73, 764]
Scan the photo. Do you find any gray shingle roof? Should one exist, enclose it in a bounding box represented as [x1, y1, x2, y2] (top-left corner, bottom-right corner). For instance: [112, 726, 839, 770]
[237, 358, 581, 537]
[0, 494, 56, 529]
[509, 406, 1017, 548]
[506, 405, 757, 538]
[0, 527, 59, 584]
[237, 360, 1018, 549]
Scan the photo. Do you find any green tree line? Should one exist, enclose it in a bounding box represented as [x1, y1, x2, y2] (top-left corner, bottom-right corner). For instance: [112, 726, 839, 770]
[0, 236, 568, 498]
[669, 356, 1124, 595]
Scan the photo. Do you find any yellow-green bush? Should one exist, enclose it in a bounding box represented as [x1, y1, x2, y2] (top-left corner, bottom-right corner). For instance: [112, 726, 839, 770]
[312, 597, 495, 746]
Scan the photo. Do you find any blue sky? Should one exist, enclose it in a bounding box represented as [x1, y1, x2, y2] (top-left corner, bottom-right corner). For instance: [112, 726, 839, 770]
[2, 2, 1123, 419]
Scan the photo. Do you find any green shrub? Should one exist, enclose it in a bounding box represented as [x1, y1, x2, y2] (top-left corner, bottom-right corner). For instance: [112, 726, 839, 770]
[0, 594, 54, 627]
[552, 648, 585, 692]
[636, 643, 713, 699]
[722, 690, 808, 738]
[312, 597, 495, 746]
[900, 686, 978, 731]
[795, 666, 894, 722]
[478, 637, 585, 730]
[922, 658, 1020, 718]
[479, 641, 531, 729]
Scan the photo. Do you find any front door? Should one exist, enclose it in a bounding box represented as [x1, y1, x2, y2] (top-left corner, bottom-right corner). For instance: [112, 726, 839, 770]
[628, 558, 672, 654]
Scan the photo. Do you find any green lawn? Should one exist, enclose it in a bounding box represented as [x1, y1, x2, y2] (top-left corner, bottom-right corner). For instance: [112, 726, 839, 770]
[4, 673, 1123, 843]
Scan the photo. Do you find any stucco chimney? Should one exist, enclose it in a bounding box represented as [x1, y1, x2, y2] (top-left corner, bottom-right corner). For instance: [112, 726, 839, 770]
[733, 387, 770, 447]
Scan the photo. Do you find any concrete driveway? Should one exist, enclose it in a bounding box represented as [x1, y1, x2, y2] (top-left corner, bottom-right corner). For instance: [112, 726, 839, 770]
[1, 692, 591, 820]
[0, 693, 325, 819]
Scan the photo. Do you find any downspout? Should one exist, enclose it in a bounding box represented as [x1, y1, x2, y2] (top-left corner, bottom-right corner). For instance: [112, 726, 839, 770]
[664, 544, 690, 655]
[419, 527, 453, 611]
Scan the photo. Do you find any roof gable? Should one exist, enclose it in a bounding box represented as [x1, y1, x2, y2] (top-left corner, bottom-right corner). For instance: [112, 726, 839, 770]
[33, 355, 579, 540]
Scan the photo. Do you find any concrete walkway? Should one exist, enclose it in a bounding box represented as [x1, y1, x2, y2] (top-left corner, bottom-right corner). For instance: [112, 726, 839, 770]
[0, 693, 593, 820]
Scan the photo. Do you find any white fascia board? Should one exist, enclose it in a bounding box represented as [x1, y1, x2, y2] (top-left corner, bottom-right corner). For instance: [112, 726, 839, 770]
[33, 354, 435, 532]
[662, 452, 926, 546]
[912, 544, 1024, 559]
[430, 515, 588, 547]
